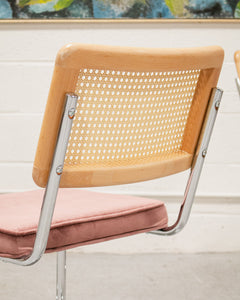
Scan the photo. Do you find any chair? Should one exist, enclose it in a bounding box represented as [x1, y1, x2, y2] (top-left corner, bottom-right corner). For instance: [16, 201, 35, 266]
[0, 44, 224, 299]
[234, 50, 240, 93]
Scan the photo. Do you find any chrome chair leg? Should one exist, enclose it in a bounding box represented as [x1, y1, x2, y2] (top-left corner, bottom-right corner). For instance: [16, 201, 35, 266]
[56, 251, 66, 300]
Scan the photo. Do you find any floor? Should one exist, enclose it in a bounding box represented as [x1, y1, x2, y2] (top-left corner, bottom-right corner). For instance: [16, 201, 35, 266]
[0, 252, 239, 300]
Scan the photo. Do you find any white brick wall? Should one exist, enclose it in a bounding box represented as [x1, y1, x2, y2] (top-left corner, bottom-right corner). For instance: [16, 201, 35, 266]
[0, 22, 240, 252]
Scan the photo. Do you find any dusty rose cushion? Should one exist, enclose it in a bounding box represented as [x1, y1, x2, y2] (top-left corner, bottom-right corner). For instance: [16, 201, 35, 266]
[0, 189, 168, 259]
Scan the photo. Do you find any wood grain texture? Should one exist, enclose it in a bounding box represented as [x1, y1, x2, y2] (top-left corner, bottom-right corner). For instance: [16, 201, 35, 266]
[181, 67, 222, 154]
[55, 44, 223, 71]
[61, 153, 193, 187]
[32, 65, 79, 187]
[33, 44, 224, 188]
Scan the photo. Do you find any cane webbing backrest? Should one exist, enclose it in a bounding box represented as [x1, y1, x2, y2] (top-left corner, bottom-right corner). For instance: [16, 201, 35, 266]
[33, 44, 224, 187]
[66, 69, 199, 166]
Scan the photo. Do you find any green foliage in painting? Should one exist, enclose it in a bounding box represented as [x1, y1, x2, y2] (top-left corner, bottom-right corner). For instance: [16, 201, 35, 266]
[234, 1, 240, 17]
[97, 0, 146, 5]
[54, 0, 74, 11]
[19, 0, 73, 10]
[19, 0, 51, 8]
[165, 0, 188, 16]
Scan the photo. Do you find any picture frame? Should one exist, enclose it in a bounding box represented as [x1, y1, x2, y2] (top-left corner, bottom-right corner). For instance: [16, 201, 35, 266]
[1, 0, 240, 23]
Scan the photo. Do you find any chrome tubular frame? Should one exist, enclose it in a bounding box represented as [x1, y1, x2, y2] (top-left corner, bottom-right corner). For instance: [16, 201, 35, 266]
[150, 87, 223, 236]
[0, 93, 78, 266]
[57, 251, 67, 300]
[0, 88, 223, 300]
[236, 77, 240, 95]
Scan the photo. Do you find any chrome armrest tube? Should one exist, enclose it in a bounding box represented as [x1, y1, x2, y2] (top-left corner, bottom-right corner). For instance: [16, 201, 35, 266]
[0, 93, 78, 266]
[150, 87, 223, 236]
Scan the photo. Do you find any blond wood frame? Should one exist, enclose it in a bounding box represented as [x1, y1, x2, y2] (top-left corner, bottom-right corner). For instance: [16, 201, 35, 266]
[234, 50, 240, 78]
[33, 44, 224, 188]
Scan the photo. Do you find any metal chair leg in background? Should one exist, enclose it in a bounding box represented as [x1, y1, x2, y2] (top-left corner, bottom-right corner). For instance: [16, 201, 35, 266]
[56, 251, 66, 300]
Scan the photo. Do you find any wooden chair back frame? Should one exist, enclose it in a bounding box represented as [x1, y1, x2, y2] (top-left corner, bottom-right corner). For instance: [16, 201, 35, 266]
[32, 44, 224, 188]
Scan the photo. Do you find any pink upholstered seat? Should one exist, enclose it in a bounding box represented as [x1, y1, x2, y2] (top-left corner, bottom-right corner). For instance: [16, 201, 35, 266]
[0, 189, 168, 259]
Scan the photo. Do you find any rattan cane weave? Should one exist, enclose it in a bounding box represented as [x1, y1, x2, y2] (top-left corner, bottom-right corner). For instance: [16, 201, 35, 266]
[65, 68, 200, 168]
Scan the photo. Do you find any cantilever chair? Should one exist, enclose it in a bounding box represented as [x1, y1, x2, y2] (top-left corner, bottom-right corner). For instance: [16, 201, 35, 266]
[0, 44, 224, 299]
[234, 50, 240, 94]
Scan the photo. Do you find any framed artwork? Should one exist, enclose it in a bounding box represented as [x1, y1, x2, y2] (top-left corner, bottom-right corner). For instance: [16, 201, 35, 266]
[0, 0, 240, 22]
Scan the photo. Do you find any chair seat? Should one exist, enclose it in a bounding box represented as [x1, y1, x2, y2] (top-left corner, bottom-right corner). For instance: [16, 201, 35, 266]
[0, 189, 168, 259]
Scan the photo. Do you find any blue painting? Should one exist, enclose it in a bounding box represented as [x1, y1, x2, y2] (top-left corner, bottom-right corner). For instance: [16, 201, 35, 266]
[0, 0, 239, 20]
